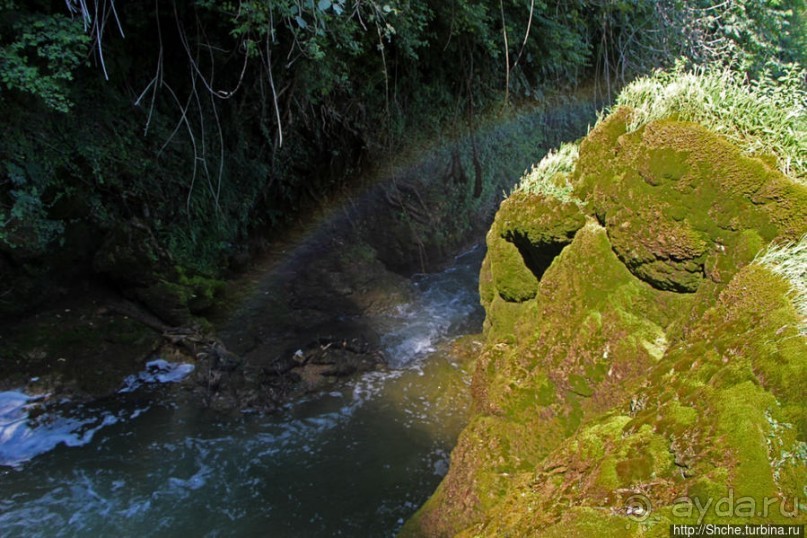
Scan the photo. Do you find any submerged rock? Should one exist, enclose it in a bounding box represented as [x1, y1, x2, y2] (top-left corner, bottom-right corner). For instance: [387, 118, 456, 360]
[402, 107, 806, 536]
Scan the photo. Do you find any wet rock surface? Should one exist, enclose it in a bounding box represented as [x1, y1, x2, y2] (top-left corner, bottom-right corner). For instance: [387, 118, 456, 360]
[0, 287, 163, 401]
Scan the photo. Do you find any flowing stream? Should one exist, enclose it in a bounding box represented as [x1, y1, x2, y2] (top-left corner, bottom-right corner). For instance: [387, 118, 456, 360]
[0, 246, 485, 537]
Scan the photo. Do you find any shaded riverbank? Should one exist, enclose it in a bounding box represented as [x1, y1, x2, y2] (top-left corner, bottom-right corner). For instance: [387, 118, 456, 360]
[0, 93, 600, 410]
[0, 247, 485, 537]
[0, 93, 603, 536]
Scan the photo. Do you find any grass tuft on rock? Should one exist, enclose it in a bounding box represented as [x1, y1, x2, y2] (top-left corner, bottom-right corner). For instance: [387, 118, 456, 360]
[515, 142, 581, 204]
[755, 234, 807, 335]
[615, 63, 806, 183]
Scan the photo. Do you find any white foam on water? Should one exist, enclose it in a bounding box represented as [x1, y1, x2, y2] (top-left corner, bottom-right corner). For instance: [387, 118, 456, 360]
[0, 391, 123, 468]
[118, 359, 195, 394]
[375, 245, 484, 368]
[167, 465, 210, 492]
[430, 448, 450, 476]
[0, 357, 191, 468]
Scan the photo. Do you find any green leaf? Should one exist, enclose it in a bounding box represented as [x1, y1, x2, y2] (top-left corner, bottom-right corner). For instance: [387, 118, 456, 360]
[318, 0, 331, 11]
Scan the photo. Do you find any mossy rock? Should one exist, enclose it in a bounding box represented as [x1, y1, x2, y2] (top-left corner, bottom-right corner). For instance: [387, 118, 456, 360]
[179, 272, 226, 314]
[574, 112, 806, 293]
[132, 280, 191, 326]
[495, 190, 586, 247]
[483, 191, 587, 304]
[418, 262, 806, 536]
[133, 272, 223, 327]
[93, 222, 224, 326]
[478, 253, 495, 308]
[486, 231, 540, 302]
[406, 107, 807, 537]
[496, 191, 586, 284]
[410, 223, 691, 535]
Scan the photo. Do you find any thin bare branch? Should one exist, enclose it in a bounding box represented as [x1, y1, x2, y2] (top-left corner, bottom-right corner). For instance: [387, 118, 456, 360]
[510, 0, 535, 72]
[499, 0, 510, 104]
[263, 37, 284, 148]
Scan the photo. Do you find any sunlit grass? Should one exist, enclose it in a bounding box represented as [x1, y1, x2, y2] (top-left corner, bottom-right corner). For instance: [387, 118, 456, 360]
[755, 235, 807, 336]
[516, 63, 805, 199]
[515, 142, 580, 203]
[615, 62, 806, 183]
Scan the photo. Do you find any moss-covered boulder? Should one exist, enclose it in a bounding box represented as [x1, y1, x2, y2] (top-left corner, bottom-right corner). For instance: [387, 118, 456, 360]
[495, 190, 586, 252]
[402, 107, 807, 537]
[485, 191, 586, 304]
[486, 234, 541, 302]
[575, 110, 804, 293]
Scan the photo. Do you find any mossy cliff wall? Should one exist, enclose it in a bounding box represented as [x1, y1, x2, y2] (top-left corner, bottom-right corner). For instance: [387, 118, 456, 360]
[401, 108, 807, 536]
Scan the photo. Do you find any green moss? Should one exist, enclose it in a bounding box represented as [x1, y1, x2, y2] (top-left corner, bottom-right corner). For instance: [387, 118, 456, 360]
[568, 374, 594, 397]
[576, 116, 806, 293]
[715, 383, 778, 498]
[656, 399, 698, 436]
[487, 235, 540, 302]
[577, 415, 632, 460]
[478, 253, 495, 307]
[410, 103, 807, 537]
[484, 296, 529, 344]
[496, 190, 585, 247]
[644, 146, 690, 185]
[615, 453, 655, 486]
[538, 508, 640, 538]
[536, 376, 557, 406]
[177, 269, 226, 313]
[596, 456, 620, 490]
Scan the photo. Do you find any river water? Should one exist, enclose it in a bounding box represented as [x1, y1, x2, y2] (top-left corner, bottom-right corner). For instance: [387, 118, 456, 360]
[0, 246, 485, 537]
